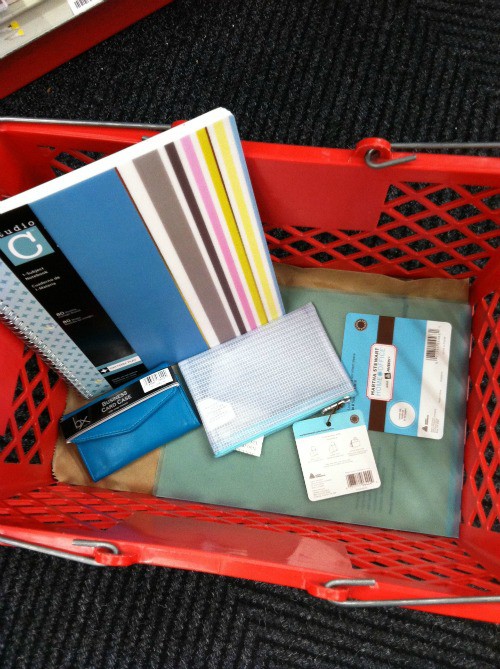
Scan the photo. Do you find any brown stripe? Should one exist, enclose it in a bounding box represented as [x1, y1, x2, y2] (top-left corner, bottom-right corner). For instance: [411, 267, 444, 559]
[166, 143, 246, 335]
[133, 150, 236, 344]
[368, 316, 395, 432]
[376, 315, 395, 345]
[368, 400, 387, 432]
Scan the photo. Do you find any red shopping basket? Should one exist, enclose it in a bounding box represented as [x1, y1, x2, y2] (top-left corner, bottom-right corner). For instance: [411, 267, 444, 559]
[0, 119, 499, 623]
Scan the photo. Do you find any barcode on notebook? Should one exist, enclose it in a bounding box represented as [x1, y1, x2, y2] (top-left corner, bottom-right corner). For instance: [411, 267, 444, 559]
[425, 328, 440, 361]
[346, 470, 374, 487]
[140, 368, 174, 393]
[67, 0, 104, 16]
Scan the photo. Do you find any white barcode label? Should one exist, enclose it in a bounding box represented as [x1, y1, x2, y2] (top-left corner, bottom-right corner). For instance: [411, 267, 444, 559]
[67, 0, 104, 16]
[140, 368, 174, 393]
[293, 411, 380, 501]
[418, 321, 452, 439]
[346, 470, 374, 487]
[425, 328, 440, 361]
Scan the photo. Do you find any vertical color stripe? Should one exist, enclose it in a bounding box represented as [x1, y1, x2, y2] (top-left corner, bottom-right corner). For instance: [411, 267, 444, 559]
[132, 150, 237, 344]
[119, 160, 217, 346]
[180, 134, 258, 331]
[182, 133, 254, 331]
[227, 115, 284, 315]
[196, 128, 268, 326]
[368, 316, 395, 432]
[211, 118, 281, 321]
[166, 143, 245, 335]
[156, 148, 240, 341]
[118, 159, 215, 347]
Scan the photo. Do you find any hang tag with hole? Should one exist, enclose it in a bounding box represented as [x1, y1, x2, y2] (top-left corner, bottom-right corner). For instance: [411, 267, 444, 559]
[292, 410, 380, 501]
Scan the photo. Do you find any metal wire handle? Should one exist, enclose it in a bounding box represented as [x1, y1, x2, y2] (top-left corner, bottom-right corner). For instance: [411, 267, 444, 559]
[324, 579, 500, 607]
[0, 536, 121, 567]
[0, 117, 172, 130]
[391, 142, 500, 150]
[365, 141, 500, 169]
[364, 149, 417, 169]
[2, 538, 500, 605]
[1, 117, 498, 168]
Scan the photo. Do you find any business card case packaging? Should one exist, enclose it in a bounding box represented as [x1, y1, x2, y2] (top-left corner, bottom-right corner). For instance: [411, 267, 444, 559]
[63, 367, 200, 482]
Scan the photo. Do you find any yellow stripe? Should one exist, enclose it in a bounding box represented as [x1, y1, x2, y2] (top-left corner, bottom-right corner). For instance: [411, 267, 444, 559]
[212, 120, 280, 321]
[197, 128, 268, 325]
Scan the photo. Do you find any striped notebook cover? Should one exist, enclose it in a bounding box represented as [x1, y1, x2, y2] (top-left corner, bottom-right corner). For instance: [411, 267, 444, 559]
[0, 109, 283, 393]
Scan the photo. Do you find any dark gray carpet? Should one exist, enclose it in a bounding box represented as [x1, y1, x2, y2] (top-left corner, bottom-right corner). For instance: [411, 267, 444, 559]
[0, 1, 499, 667]
[1, 0, 498, 146]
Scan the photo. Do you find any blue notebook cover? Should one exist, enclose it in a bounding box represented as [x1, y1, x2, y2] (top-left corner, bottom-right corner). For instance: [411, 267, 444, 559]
[30, 170, 207, 368]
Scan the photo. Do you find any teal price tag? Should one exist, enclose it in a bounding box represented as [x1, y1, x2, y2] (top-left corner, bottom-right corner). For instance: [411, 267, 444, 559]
[293, 410, 381, 502]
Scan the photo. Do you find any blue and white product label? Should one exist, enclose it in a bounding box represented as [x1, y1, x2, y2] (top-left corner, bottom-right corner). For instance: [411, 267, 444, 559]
[293, 410, 380, 501]
[341, 313, 452, 439]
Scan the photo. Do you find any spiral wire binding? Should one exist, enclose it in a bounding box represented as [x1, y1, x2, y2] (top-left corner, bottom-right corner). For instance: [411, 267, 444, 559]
[0, 299, 92, 398]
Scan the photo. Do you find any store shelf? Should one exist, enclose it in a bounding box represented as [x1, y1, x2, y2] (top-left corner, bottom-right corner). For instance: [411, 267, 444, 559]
[0, 0, 77, 60]
[0, 0, 173, 98]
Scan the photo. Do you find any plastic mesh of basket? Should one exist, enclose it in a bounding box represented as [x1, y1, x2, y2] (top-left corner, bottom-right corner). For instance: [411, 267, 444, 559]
[0, 321, 67, 485]
[266, 182, 500, 280]
[0, 484, 499, 597]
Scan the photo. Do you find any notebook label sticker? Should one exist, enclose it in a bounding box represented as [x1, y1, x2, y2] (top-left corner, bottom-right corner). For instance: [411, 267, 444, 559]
[367, 343, 396, 401]
[293, 411, 380, 501]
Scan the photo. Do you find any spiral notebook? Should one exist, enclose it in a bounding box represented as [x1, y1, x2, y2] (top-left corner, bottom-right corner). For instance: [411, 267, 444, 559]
[0, 108, 283, 396]
[0, 260, 112, 398]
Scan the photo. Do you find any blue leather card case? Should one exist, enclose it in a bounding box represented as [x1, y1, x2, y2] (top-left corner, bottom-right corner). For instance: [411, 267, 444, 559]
[60, 365, 200, 481]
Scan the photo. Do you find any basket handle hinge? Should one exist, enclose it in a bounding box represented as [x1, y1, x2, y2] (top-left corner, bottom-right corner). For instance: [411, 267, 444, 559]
[320, 578, 500, 607]
[0, 535, 130, 567]
[364, 148, 416, 169]
[354, 138, 417, 169]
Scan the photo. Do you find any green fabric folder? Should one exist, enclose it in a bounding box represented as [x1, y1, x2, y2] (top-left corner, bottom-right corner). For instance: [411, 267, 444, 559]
[155, 284, 470, 537]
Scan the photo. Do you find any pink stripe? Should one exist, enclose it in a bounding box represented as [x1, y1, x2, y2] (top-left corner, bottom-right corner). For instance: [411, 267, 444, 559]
[180, 135, 257, 330]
